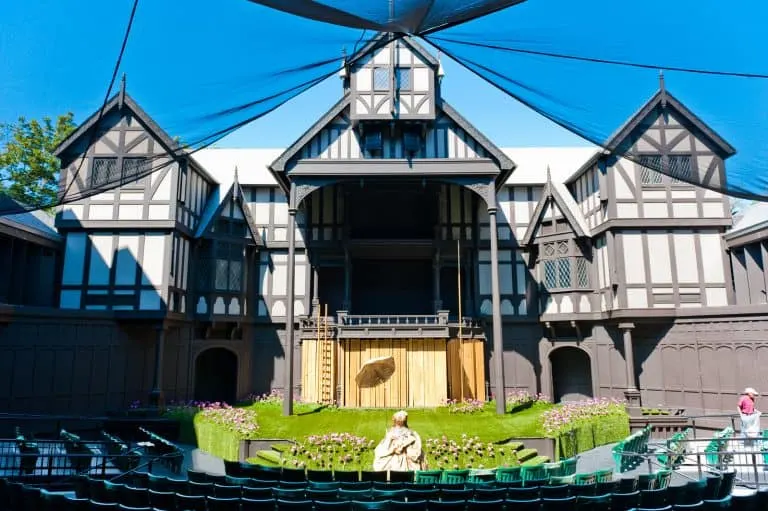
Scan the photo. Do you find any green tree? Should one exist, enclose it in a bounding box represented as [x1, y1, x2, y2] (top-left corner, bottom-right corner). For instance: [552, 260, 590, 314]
[0, 113, 76, 207]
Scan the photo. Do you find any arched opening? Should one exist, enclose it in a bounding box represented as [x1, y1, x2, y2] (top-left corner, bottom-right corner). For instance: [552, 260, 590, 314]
[550, 346, 593, 403]
[194, 348, 238, 404]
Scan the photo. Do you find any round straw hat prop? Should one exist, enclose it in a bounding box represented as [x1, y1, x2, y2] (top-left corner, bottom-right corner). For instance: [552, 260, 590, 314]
[355, 355, 396, 388]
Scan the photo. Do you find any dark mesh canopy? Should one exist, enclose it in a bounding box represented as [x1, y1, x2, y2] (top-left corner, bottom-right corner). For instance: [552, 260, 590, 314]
[2, 0, 768, 214]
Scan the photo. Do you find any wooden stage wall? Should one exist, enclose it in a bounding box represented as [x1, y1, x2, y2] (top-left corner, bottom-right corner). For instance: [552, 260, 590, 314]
[301, 338, 485, 407]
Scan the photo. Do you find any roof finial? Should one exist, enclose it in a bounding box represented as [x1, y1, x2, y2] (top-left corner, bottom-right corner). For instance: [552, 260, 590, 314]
[659, 69, 667, 108]
[437, 51, 445, 79]
[546, 165, 552, 183]
[233, 166, 240, 198]
[119, 73, 127, 110]
[339, 47, 348, 80]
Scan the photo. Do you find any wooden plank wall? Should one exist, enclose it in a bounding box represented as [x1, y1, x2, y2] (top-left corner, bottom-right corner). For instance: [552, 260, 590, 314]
[446, 339, 486, 402]
[340, 339, 448, 408]
[300, 339, 337, 404]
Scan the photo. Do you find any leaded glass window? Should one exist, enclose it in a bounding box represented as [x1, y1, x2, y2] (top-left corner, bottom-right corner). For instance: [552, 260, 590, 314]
[121, 157, 149, 186]
[396, 67, 411, 90]
[373, 68, 390, 90]
[669, 155, 692, 184]
[212, 242, 245, 292]
[540, 240, 590, 290]
[91, 158, 119, 187]
[639, 155, 663, 185]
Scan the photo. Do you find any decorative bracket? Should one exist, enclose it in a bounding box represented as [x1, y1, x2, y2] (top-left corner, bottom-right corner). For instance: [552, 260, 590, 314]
[442, 177, 495, 209]
[291, 178, 338, 209]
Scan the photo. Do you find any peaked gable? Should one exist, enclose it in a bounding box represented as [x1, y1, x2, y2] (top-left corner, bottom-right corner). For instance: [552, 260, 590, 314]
[606, 89, 736, 158]
[351, 33, 440, 69]
[522, 178, 590, 246]
[55, 93, 182, 160]
[196, 181, 262, 245]
[269, 97, 514, 186]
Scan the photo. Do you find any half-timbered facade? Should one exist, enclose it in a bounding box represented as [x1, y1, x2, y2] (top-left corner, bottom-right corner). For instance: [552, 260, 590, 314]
[4, 34, 768, 415]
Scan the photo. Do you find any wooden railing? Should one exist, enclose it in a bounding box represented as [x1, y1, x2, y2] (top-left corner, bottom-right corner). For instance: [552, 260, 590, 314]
[337, 310, 450, 326]
[299, 311, 485, 340]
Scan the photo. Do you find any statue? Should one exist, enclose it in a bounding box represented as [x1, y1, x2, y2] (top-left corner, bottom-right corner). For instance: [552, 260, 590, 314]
[373, 410, 426, 471]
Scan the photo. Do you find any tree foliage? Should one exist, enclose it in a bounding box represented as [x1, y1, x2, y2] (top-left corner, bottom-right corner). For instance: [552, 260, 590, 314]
[0, 113, 76, 207]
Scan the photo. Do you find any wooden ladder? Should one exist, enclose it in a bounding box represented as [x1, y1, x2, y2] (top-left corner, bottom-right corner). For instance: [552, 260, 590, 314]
[318, 304, 335, 404]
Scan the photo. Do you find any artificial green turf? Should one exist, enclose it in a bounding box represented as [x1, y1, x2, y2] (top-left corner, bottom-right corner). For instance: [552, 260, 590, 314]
[215, 401, 552, 443]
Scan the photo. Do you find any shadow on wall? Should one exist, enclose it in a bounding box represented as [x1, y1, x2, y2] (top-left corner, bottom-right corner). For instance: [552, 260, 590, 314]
[0, 217, 197, 415]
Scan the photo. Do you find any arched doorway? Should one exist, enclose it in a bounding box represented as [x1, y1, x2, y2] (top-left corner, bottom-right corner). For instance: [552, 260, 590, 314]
[194, 348, 238, 404]
[550, 347, 593, 403]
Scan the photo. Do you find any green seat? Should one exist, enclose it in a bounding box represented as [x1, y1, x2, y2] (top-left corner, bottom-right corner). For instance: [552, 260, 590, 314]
[495, 466, 521, 483]
[576, 493, 611, 511]
[593, 469, 613, 483]
[549, 475, 574, 485]
[441, 469, 470, 484]
[573, 473, 596, 486]
[467, 469, 496, 484]
[560, 457, 577, 476]
[543, 462, 563, 478]
[413, 470, 442, 485]
[521, 464, 546, 482]
[655, 469, 672, 489]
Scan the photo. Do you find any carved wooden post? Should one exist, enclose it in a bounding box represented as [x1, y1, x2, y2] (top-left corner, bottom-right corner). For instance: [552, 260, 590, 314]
[488, 201, 506, 415]
[620, 322, 642, 412]
[283, 183, 298, 416]
[433, 248, 442, 313]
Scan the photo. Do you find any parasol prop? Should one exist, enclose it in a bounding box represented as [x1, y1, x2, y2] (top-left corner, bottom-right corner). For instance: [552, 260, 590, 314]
[355, 355, 396, 388]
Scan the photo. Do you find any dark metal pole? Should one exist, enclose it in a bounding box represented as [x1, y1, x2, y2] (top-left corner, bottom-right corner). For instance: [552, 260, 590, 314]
[283, 184, 297, 416]
[488, 204, 505, 415]
[149, 325, 166, 408]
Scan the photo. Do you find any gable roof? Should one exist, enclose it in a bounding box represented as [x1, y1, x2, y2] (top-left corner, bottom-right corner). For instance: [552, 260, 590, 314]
[605, 88, 736, 157]
[54, 92, 215, 182]
[268, 95, 516, 190]
[194, 177, 263, 245]
[521, 174, 591, 246]
[351, 33, 440, 68]
[0, 195, 61, 245]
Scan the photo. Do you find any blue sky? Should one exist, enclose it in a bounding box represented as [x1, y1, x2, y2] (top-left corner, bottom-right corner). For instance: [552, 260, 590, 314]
[2, 0, 767, 196]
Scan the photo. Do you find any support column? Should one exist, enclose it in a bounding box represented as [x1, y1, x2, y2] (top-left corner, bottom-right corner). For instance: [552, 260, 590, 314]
[433, 249, 442, 313]
[620, 322, 642, 411]
[283, 184, 298, 416]
[311, 265, 320, 316]
[343, 249, 351, 311]
[149, 325, 167, 409]
[488, 206, 506, 415]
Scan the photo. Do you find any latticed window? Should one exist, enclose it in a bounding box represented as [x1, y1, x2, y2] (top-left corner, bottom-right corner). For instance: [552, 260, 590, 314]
[91, 158, 119, 187]
[213, 242, 244, 292]
[121, 157, 150, 185]
[373, 67, 390, 90]
[669, 155, 692, 184]
[639, 155, 663, 185]
[396, 67, 411, 90]
[540, 240, 590, 290]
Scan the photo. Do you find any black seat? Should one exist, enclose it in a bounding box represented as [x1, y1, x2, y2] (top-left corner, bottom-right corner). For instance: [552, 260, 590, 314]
[206, 496, 241, 511]
[213, 484, 241, 499]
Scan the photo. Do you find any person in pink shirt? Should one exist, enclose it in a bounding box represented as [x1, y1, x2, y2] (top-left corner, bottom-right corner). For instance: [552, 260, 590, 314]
[739, 387, 760, 447]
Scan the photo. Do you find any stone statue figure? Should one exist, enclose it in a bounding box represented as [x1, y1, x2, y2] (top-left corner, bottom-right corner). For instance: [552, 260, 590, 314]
[372, 410, 426, 471]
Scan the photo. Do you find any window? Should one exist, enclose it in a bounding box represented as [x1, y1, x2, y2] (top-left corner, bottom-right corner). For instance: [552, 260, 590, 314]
[639, 154, 694, 186]
[540, 240, 590, 290]
[214, 242, 244, 292]
[639, 155, 663, 185]
[396, 67, 411, 90]
[121, 157, 150, 186]
[89, 157, 149, 188]
[91, 158, 119, 187]
[669, 155, 693, 184]
[373, 67, 390, 90]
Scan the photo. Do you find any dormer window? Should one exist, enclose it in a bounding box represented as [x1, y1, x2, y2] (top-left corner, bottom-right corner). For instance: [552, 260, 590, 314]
[540, 240, 590, 290]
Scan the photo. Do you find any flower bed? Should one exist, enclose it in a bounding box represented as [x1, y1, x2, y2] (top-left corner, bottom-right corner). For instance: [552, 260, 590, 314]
[440, 398, 486, 414]
[281, 433, 376, 471]
[541, 398, 630, 459]
[426, 434, 522, 470]
[506, 390, 550, 413]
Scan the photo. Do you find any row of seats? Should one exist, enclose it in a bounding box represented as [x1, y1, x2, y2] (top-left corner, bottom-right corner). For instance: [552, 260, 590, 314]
[221, 458, 578, 485]
[656, 429, 692, 470]
[0, 486, 748, 511]
[614, 426, 652, 473]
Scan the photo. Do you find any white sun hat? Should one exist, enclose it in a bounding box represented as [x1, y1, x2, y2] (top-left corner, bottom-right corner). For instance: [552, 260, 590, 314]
[744, 387, 759, 396]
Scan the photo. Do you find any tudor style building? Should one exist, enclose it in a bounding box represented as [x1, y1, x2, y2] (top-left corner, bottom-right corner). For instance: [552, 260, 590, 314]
[1, 34, 764, 415]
